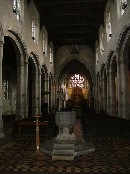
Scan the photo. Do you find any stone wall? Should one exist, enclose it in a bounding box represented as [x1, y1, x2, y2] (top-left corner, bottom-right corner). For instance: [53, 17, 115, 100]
[54, 45, 95, 79]
[96, 0, 130, 72]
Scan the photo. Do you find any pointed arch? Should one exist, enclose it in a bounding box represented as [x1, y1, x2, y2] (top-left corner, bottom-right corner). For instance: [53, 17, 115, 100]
[55, 55, 95, 85]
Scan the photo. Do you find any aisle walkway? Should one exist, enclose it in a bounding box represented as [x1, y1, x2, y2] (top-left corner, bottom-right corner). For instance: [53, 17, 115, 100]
[73, 119, 84, 140]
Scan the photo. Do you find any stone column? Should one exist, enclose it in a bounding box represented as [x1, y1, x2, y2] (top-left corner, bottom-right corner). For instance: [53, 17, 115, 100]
[103, 69, 107, 112]
[50, 78, 55, 112]
[117, 61, 123, 118]
[96, 75, 100, 112]
[98, 74, 102, 112]
[32, 70, 36, 115]
[44, 77, 48, 103]
[93, 83, 97, 111]
[38, 71, 41, 115]
[125, 65, 130, 120]
[93, 80, 97, 112]
[54, 81, 56, 108]
[109, 64, 116, 116]
[34, 69, 41, 115]
[23, 59, 28, 118]
[57, 83, 61, 111]
[0, 35, 5, 137]
[106, 67, 110, 114]
[48, 76, 51, 113]
[102, 70, 105, 111]
[47, 76, 50, 113]
[16, 60, 25, 120]
[100, 72, 103, 111]
[117, 60, 130, 119]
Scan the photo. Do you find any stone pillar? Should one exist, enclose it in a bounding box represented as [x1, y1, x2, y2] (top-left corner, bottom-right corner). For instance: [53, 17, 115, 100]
[117, 61, 123, 118]
[103, 69, 107, 112]
[47, 76, 50, 113]
[50, 78, 55, 113]
[23, 59, 28, 118]
[44, 77, 48, 103]
[98, 74, 102, 112]
[100, 72, 103, 111]
[109, 64, 116, 116]
[106, 67, 110, 114]
[34, 69, 41, 115]
[125, 66, 130, 120]
[102, 70, 105, 111]
[0, 33, 5, 137]
[38, 71, 41, 115]
[117, 60, 130, 119]
[95, 76, 98, 112]
[32, 70, 36, 115]
[57, 83, 61, 111]
[16, 60, 25, 120]
[96, 75, 100, 112]
[48, 76, 51, 113]
[93, 81, 96, 111]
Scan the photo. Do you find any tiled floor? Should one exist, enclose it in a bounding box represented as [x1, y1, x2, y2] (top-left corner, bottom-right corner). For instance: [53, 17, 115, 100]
[0, 120, 130, 174]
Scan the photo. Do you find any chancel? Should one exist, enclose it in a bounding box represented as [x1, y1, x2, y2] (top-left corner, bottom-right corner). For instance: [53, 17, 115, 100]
[0, 0, 130, 173]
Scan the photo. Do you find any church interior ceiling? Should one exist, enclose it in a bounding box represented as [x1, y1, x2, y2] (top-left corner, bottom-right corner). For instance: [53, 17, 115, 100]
[34, 0, 108, 52]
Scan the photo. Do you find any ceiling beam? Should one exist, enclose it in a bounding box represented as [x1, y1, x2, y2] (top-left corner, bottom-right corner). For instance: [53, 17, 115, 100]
[34, 0, 107, 4]
[46, 23, 99, 27]
[48, 30, 97, 34]
[44, 14, 102, 24]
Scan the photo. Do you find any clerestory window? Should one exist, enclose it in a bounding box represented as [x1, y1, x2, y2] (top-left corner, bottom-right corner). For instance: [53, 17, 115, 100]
[42, 26, 48, 56]
[121, 0, 127, 16]
[49, 42, 53, 64]
[13, 0, 21, 20]
[32, 19, 36, 42]
[100, 32, 104, 54]
[107, 13, 112, 41]
[96, 47, 99, 66]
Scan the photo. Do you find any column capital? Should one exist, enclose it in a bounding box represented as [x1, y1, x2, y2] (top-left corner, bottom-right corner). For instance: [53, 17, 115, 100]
[0, 40, 4, 46]
[25, 61, 29, 64]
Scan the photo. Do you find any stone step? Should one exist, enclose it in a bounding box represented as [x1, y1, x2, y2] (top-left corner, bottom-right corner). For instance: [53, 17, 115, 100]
[52, 154, 74, 160]
[52, 149, 74, 155]
[54, 143, 74, 149]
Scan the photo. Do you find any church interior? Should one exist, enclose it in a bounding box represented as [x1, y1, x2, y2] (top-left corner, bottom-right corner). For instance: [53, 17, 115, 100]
[0, 0, 130, 173]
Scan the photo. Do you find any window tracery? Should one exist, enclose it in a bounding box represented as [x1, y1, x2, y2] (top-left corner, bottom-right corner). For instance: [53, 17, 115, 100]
[70, 74, 84, 88]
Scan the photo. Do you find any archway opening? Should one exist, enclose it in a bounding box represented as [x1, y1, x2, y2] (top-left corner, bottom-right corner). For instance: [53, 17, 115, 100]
[58, 59, 93, 117]
[2, 36, 17, 135]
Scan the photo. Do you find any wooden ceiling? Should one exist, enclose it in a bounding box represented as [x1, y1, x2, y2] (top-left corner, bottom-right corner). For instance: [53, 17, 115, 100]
[33, 0, 108, 51]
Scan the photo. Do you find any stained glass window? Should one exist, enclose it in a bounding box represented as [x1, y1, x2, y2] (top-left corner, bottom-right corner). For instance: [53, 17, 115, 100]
[70, 74, 84, 88]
